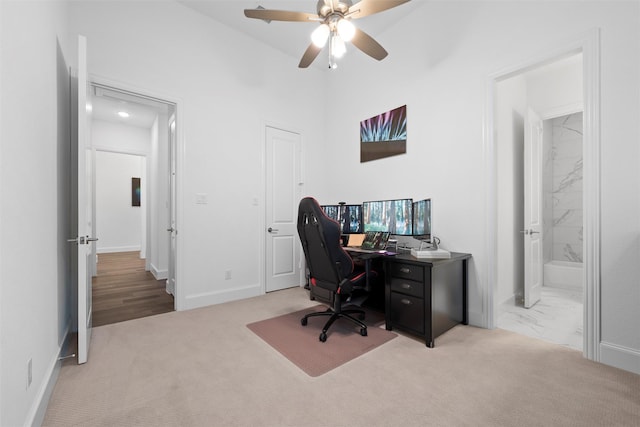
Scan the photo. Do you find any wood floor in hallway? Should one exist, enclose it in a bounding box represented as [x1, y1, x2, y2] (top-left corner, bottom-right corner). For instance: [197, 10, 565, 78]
[92, 251, 174, 327]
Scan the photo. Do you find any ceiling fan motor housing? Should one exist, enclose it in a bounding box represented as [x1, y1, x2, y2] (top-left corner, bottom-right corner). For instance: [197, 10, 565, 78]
[317, 0, 353, 18]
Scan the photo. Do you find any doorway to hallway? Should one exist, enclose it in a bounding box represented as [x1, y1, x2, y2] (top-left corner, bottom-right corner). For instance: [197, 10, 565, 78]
[90, 82, 179, 316]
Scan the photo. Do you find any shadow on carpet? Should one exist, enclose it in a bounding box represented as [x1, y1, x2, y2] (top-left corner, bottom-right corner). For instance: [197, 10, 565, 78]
[247, 305, 397, 377]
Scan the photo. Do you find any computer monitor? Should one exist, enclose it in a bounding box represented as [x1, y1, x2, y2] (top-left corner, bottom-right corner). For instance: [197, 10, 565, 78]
[362, 198, 413, 235]
[321, 205, 339, 222]
[340, 204, 363, 234]
[412, 198, 432, 243]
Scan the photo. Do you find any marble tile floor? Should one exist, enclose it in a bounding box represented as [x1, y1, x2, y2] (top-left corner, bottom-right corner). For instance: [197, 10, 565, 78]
[497, 286, 583, 352]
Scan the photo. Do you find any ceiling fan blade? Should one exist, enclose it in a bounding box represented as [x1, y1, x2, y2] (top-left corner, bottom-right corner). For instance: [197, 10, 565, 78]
[351, 27, 388, 61]
[244, 9, 318, 22]
[298, 43, 323, 68]
[348, 0, 411, 20]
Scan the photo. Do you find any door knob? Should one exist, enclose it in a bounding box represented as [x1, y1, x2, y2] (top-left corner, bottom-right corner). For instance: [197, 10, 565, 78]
[267, 227, 279, 233]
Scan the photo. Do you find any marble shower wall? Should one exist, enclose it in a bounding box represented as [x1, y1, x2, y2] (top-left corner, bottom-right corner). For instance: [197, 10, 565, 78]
[543, 112, 583, 263]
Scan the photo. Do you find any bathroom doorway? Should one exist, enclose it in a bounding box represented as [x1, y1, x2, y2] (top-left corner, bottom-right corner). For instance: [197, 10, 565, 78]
[494, 53, 586, 351]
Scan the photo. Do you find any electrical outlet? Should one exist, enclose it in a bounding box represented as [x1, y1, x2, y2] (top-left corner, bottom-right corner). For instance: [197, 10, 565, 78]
[225, 270, 232, 280]
[27, 358, 32, 389]
[195, 193, 208, 205]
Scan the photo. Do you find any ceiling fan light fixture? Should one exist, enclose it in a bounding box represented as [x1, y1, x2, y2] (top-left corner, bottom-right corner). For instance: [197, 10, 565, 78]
[336, 18, 355, 41]
[331, 34, 346, 58]
[311, 23, 330, 48]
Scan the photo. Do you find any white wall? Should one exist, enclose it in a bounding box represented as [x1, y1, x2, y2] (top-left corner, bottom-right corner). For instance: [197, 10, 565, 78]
[92, 117, 151, 154]
[0, 1, 72, 426]
[528, 56, 584, 116]
[67, 0, 327, 310]
[92, 119, 150, 255]
[495, 75, 526, 306]
[319, 1, 639, 373]
[95, 151, 144, 253]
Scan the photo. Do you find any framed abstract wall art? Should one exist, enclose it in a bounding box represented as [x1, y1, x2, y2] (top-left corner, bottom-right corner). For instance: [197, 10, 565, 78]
[131, 177, 141, 207]
[360, 105, 407, 162]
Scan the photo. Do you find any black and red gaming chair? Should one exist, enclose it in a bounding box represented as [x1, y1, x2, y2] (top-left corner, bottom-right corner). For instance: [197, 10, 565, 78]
[297, 197, 371, 342]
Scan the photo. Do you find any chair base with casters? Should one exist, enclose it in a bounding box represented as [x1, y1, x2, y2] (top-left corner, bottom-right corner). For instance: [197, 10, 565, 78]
[301, 291, 368, 342]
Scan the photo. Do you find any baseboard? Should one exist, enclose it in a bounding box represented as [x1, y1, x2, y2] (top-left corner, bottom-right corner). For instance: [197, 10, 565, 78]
[26, 326, 72, 427]
[600, 341, 640, 375]
[183, 283, 262, 311]
[96, 245, 140, 254]
[468, 310, 486, 328]
[150, 263, 168, 280]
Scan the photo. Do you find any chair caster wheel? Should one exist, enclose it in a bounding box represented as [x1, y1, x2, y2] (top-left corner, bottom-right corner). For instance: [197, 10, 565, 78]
[319, 332, 327, 342]
[301, 318, 308, 326]
[360, 328, 367, 337]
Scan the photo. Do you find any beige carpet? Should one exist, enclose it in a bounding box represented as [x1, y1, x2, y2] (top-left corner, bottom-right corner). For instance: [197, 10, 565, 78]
[247, 305, 397, 377]
[43, 287, 640, 427]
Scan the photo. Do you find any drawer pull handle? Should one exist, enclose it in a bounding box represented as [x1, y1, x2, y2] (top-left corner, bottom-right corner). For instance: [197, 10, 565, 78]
[401, 283, 412, 290]
[400, 268, 411, 274]
[400, 298, 412, 305]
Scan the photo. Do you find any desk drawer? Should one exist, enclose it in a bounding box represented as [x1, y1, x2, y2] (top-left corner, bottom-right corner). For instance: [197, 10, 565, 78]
[390, 292, 424, 334]
[390, 278, 424, 298]
[389, 263, 423, 282]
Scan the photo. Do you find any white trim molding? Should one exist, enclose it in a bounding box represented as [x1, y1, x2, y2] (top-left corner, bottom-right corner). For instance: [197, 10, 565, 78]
[150, 263, 168, 281]
[600, 342, 640, 375]
[183, 284, 262, 311]
[581, 28, 601, 363]
[484, 28, 601, 363]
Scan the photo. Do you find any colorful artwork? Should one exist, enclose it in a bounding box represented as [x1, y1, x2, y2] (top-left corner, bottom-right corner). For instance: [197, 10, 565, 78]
[360, 105, 407, 162]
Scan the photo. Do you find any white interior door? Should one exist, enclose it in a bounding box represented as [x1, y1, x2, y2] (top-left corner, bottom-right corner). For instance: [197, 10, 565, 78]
[265, 126, 302, 292]
[167, 115, 177, 296]
[72, 35, 95, 364]
[523, 107, 543, 308]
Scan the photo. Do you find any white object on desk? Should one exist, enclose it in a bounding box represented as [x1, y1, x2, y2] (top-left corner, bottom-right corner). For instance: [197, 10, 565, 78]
[411, 248, 451, 259]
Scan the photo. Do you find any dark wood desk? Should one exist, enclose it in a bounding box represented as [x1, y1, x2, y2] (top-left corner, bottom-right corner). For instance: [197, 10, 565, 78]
[310, 249, 471, 348]
[384, 252, 471, 347]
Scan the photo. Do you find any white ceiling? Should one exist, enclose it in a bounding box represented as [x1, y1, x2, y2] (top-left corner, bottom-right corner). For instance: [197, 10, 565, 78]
[91, 86, 173, 129]
[176, 0, 423, 66]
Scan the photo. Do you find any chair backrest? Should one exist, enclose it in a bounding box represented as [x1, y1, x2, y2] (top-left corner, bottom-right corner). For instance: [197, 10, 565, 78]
[297, 197, 354, 291]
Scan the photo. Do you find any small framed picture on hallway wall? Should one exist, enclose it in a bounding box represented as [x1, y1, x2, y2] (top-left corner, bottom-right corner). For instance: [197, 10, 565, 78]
[131, 177, 141, 207]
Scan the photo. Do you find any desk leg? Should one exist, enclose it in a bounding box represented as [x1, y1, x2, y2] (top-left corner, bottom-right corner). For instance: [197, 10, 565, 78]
[364, 257, 371, 290]
[384, 264, 392, 330]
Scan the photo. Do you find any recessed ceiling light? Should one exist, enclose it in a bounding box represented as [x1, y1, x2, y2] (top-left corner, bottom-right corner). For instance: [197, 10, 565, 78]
[118, 111, 130, 118]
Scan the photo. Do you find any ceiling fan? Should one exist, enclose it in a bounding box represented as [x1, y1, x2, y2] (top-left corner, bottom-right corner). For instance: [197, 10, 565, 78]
[244, 0, 411, 68]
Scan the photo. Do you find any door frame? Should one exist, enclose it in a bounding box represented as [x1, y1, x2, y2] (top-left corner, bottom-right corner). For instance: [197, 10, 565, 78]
[484, 29, 601, 361]
[89, 75, 184, 310]
[260, 121, 305, 294]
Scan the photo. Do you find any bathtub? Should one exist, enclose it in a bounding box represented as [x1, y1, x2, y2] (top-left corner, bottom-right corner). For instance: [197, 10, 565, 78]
[543, 260, 583, 290]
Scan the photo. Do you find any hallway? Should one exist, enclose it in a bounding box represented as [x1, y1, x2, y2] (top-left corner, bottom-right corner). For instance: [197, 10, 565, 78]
[92, 252, 174, 327]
